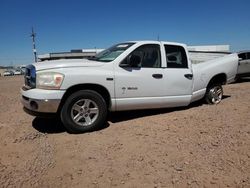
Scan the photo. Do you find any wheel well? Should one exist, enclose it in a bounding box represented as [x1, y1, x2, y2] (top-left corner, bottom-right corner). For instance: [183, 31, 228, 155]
[207, 73, 227, 88]
[57, 84, 111, 113]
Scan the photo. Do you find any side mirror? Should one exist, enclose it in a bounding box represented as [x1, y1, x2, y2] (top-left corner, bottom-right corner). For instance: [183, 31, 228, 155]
[120, 54, 141, 68]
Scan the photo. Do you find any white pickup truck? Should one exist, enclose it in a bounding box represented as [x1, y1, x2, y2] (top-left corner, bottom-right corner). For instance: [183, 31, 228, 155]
[237, 51, 250, 79]
[21, 41, 238, 133]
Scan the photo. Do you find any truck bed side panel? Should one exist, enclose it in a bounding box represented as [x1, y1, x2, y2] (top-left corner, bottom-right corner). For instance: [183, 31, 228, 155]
[191, 53, 238, 100]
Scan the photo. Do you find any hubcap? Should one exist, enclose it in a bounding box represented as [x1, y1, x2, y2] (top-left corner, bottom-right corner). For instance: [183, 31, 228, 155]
[71, 99, 99, 126]
[209, 86, 223, 104]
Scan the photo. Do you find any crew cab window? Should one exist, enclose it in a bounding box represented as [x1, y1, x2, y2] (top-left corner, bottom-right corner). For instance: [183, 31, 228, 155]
[129, 44, 161, 68]
[165, 45, 188, 68]
[238, 53, 246, 60]
[246, 53, 250, 59]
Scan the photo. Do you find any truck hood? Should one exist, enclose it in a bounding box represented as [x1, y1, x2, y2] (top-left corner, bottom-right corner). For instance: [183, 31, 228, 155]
[33, 59, 105, 71]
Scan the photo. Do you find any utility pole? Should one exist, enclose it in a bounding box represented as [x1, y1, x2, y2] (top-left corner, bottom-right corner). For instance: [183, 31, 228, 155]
[31, 27, 37, 62]
[157, 34, 160, 41]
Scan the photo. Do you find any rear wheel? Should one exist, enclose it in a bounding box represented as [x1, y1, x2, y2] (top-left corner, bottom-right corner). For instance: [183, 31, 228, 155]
[205, 84, 223, 104]
[60, 90, 107, 133]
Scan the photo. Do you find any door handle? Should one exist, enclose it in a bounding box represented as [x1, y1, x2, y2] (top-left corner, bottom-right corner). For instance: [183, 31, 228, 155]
[184, 74, 193, 80]
[152, 74, 163, 79]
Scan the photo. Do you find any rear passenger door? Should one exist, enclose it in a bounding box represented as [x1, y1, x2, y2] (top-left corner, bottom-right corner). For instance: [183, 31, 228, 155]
[163, 45, 194, 106]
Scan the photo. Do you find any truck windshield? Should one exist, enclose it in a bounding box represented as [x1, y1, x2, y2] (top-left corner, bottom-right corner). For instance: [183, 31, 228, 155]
[91, 42, 135, 62]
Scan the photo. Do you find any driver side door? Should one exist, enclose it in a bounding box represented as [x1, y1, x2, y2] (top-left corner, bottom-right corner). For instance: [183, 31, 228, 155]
[114, 44, 167, 111]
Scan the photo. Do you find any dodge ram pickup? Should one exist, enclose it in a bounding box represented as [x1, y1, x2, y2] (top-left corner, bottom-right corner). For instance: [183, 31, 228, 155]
[21, 41, 239, 133]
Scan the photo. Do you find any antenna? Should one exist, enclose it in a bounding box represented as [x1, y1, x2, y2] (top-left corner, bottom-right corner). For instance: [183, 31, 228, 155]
[31, 27, 37, 62]
[157, 34, 160, 41]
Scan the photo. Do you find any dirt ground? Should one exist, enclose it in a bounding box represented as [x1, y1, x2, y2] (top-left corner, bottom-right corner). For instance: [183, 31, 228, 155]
[0, 76, 249, 188]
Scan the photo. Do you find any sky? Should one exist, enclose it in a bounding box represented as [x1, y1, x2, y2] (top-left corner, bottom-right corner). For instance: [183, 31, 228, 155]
[0, 0, 250, 66]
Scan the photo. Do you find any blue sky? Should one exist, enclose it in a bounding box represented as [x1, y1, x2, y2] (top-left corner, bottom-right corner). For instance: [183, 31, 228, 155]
[0, 0, 250, 66]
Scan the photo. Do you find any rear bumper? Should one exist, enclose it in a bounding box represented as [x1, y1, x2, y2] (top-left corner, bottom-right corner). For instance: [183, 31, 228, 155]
[21, 87, 65, 114]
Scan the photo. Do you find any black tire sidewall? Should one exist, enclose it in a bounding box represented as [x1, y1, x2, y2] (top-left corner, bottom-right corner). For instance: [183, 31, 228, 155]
[61, 90, 107, 133]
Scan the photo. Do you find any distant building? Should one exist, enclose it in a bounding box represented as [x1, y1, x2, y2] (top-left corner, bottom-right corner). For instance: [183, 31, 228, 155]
[187, 45, 230, 52]
[38, 49, 104, 62]
[188, 45, 231, 64]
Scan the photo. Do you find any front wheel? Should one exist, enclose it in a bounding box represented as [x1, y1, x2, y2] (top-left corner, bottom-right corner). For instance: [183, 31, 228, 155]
[60, 90, 107, 133]
[205, 84, 223, 104]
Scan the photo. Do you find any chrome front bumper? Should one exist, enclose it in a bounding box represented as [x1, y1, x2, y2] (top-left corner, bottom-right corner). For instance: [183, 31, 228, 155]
[21, 87, 65, 114]
[21, 95, 61, 113]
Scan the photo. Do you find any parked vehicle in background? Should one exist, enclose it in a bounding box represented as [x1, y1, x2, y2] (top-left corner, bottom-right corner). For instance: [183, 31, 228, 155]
[3, 70, 14, 76]
[21, 41, 239, 133]
[14, 69, 22, 75]
[21, 68, 26, 75]
[237, 51, 250, 79]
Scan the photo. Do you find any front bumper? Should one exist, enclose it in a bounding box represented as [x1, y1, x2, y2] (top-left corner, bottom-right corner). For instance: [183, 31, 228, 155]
[21, 86, 65, 113]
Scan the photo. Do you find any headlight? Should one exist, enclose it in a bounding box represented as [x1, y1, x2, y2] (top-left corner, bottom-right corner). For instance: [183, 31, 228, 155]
[36, 72, 64, 89]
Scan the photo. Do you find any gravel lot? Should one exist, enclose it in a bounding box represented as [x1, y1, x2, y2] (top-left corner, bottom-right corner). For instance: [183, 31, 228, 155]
[0, 76, 249, 188]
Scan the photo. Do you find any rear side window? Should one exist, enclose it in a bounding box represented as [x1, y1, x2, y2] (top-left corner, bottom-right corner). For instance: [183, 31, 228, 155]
[246, 53, 250, 59]
[164, 45, 188, 68]
[238, 53, 246, 60]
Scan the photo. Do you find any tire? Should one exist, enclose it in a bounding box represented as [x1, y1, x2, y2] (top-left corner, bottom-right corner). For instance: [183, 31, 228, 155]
[60, 90, 107, 133]
[205, 84, 223, 105]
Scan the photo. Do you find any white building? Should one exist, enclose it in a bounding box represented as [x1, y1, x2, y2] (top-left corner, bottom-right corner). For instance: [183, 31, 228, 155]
[38, 49, 104, 62]
[188, 45, 231, 64]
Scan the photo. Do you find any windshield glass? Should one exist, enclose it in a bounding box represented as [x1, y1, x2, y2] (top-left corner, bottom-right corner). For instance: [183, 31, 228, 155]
[91, 42, 135, 62]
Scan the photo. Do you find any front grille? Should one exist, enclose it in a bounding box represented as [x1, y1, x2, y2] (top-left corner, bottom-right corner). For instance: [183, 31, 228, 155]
[24, 65, 36, 89]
